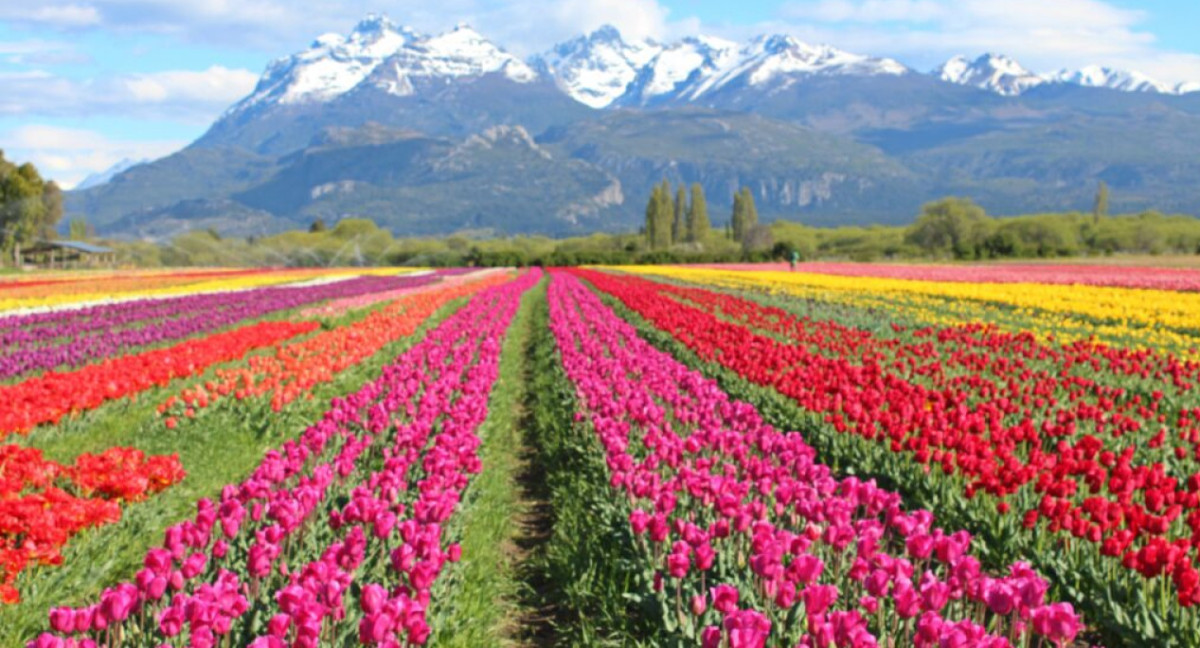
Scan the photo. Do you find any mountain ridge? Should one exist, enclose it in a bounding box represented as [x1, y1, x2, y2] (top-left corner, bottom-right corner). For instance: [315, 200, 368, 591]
[67, 14, 1200, 240]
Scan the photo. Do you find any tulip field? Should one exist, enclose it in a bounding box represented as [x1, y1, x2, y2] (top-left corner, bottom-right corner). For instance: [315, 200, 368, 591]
[6, 263, 1200, 647]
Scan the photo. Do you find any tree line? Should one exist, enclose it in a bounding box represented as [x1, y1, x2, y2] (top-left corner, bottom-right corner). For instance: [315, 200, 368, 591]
[26, 160, 1200, 268]
[643, 182, 773, 254]
[0, 152, 63, 264]
[901, 192, 1200, 260]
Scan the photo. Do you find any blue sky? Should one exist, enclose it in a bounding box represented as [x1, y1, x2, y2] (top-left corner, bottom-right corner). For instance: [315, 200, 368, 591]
[2, 0, 1199, 187]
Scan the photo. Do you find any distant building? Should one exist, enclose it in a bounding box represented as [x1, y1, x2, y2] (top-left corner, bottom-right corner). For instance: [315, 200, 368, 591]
[19, 240, 117, 269]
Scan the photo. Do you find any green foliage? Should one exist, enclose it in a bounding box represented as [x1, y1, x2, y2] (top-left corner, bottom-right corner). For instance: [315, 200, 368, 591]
[986, 217, 1080, 258]
[41, 181, 63, 240]
[742, 224, 774, 257]
[673, 186, 686, 244]
[520, 288, 658, 645]
[429, 281, 537, 647]
[742, 187, 758, 234]
[732, 187, 760, 245]
[0, 153, 61, 259]
[686, 183, 709, 243]
[101, 186, 1200, 268]
[644, 182, 676, 250]
[68, 218, 90, 241]
[1094, 181, 1110, 222]
[308, 218, 327, 233]
[906, 197, 994, 259]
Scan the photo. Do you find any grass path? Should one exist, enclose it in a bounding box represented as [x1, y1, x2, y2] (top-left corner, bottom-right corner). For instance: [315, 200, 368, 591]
[427, 276, 538, 646]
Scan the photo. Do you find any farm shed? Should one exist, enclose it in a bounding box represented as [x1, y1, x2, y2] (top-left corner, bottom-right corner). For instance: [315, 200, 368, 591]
[18, 240, 116, 269]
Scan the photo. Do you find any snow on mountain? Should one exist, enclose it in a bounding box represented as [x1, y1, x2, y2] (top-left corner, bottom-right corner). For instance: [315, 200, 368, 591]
[935, 54, 1044, 96]
[1048, 66, 1175, 94]
[230, 16, 534, 113]
[933, 54, 1197, 97]
[74, 158, 145, 190]
[361, 24, 536, 97]
[236, 15, 417, 110]
[613, 33, 906, 106]
[226, 14, 1200, 114]
[684, 34, 908, 99]
[532, 26, 663, 109]
[619, 36, 739, 104]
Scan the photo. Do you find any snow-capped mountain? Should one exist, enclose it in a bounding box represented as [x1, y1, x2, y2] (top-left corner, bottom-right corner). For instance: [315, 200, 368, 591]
[684, 34, 909, 100]
[357, 24, 536, 98]
[72, 12, 1200, 241]
[74, 158, 145, 190]
[226, 15, 1199, 116]
[532, 26, 663, 109]
[618, 35, 739, 105]
[602, 31, 908, 106]
[229, 15, 534, 115]
[934, 54, 1044, 97]
[1047, 66, 1175, 94]
[934, 53, 1196, 97]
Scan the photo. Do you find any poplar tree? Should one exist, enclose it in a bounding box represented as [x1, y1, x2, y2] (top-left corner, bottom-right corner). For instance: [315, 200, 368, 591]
[1093, 181, 1110, 224]
[731, 190, 746, 242]
[644, 184, 660, 247]
[741, 186, 758, 234]
[645, 183, 674, 250]
[654, 183, 673, 249]
[687, 183, 710, 243]
[673, 185, 687, 244]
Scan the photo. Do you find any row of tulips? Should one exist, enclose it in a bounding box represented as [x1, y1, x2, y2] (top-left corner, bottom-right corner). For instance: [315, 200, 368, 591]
[693, 263, 1200, 293]
[547, 270, 1085, 647]
[627, 266, 1200, 353]
[0, 270, 282, 337]
[244, 269, 537, 648]
[0, 275, 433, 380]
[295, 270, 494, 318]
[0, 269, 280, 297]
[159, 270, 510, 421]
[0, 320, 317, 437]
[0, 274, 428, 347]
[579, 269, 1200, 609]
[0, 268, 397, 314]
[28, 269, 537, 648]
[1, 446, 185, 604]
[0, 269, 283, 310]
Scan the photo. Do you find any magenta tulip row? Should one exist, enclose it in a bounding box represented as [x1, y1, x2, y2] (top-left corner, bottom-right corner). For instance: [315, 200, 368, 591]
[547, 270, 1086, 648]
[28, 269, 537, 648]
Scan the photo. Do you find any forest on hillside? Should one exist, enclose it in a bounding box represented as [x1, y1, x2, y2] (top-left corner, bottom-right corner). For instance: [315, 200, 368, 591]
[105, 184, 1200, 268]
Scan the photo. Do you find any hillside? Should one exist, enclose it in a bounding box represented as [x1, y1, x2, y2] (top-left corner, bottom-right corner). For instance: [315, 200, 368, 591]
[66, 16, 1200, 238]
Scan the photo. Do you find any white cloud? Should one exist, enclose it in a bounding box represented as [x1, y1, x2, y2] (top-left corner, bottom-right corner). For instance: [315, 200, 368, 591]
[803, 0, 945, 23]
[2, 124, 186, 188]
[0, 40, 91, 66]
[772, 0, 1200, 84]
[0, 65, 258, 122]
[0, 4, 102, 28]
[0, 0, 693, 54]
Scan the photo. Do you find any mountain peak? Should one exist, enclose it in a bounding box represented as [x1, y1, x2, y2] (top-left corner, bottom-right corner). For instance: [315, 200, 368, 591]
[534, 25, 662, 109]
[230, 16, 535, 113]
[74, 158, 145, 190]
[588, 24, 624, 43]
[936, 53, 1043, 96]
[1050, 65, 1174, 94]
[353, 13, 397, 35]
